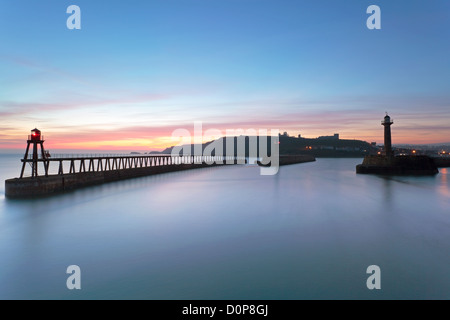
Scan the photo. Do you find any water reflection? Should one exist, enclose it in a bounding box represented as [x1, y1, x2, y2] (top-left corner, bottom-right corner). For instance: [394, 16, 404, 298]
[380, 176, 393, 207]
[438, 168, 450, 198]
[1, 157, 449, 299]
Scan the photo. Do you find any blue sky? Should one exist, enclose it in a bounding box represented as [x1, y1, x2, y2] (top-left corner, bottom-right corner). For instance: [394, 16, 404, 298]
[1, 0, 449, 150]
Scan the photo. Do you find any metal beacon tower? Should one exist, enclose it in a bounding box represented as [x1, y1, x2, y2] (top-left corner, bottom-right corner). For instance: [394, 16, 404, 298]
[20, 128, 48, 178]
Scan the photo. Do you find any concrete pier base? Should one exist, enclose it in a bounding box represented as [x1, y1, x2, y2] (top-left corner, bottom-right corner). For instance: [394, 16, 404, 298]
[5, 155, 316, 198]
[356, 155, 439, 175]
[5, 163, 218, 198]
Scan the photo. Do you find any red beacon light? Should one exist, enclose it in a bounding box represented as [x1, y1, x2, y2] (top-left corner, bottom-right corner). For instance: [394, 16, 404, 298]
[30, 128, 42, 142]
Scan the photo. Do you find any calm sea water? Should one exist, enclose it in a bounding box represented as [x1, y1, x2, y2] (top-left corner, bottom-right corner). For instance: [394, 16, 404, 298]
[0, 154, 449, 300]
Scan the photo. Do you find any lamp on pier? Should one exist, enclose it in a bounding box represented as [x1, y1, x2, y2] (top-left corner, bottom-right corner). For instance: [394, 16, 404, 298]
[20, 128, 48, 178]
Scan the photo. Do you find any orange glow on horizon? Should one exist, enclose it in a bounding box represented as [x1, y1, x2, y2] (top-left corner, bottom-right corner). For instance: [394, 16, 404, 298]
[1, 131, 449, 152]
[1, 120, 449, 152]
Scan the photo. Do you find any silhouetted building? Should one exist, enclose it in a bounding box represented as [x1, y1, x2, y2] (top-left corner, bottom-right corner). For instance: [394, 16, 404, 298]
[317, 133, 339, 140]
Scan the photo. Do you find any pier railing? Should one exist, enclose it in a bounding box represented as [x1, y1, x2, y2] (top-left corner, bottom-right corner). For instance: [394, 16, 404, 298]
[20, 154, 246, 178]
[25, 153, 171, 160]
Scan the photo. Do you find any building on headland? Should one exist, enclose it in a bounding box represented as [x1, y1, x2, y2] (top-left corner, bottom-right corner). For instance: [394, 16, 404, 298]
[317, 133, 339, 140]
[279, 132, 339, 141]
[356, 114, 439, 175]
[274, 131, 373, 157]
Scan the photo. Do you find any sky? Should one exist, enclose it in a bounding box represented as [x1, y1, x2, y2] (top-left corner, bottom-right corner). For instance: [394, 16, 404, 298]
[1, 0, 449, 152]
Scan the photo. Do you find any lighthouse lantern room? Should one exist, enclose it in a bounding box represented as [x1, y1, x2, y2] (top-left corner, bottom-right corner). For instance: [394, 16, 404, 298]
[20, 128, 49, 178]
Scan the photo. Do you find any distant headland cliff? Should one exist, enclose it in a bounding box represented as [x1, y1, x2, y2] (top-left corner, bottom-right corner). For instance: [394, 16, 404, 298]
[153, 133, 374, 158]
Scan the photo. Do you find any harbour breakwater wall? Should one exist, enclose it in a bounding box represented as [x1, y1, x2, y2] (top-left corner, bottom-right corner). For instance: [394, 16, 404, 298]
[432, 157, 450, 168]
[5, 163, 216, 198]
[264, 154, 316, 166]
[356, 155, 439, 175]
[5, 155, 315, 198]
